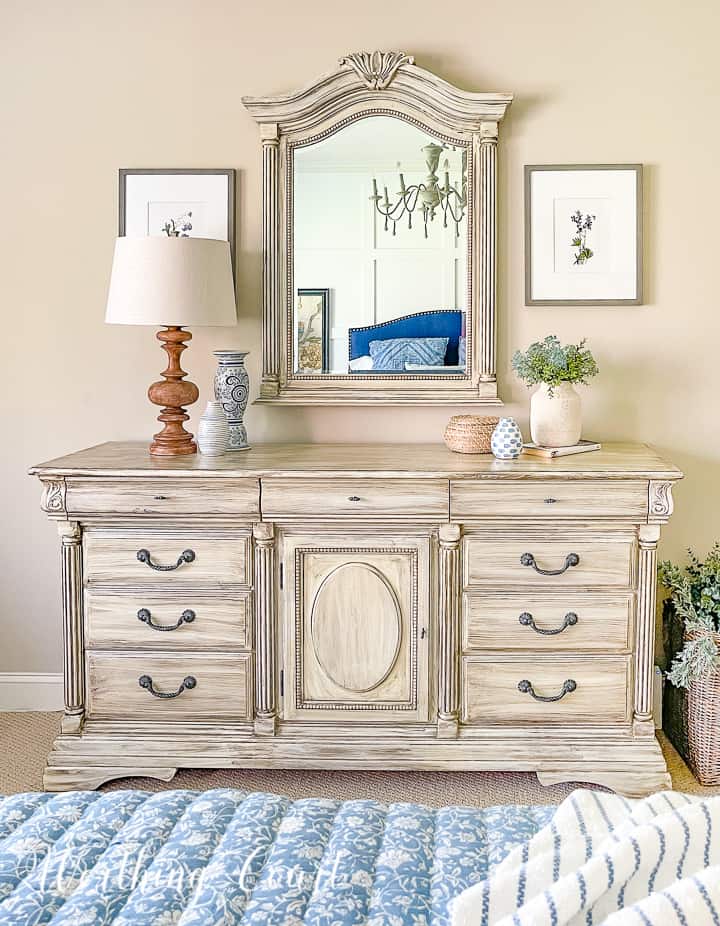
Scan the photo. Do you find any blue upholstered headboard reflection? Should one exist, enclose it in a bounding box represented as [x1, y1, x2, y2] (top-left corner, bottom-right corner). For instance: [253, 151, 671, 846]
[348, 310, 464, 366]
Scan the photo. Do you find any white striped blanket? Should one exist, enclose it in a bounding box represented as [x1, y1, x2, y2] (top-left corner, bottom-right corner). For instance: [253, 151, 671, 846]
[452, 790, 720, 926]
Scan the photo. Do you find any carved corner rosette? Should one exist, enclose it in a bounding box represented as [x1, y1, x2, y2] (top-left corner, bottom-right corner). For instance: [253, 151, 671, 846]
[339, 51, 415, 90]
[40, 479, 67, 517]
[648, 481, 674, 522]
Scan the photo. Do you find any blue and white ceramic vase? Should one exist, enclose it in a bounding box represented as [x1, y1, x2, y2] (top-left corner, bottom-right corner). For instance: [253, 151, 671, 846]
[213, 350, 250, 451]
[491, 417, 523, 460]
[197, 401, 229, 455]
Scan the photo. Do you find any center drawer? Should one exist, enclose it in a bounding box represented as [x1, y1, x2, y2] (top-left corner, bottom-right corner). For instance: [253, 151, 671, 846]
[261, 477, 448, 520]
[84, 532, 250, 586]
[461, 655, 630, 724]
[85, 592, 250, 649]
[86, 652, 252, 720]
[463, 535, 636, 588]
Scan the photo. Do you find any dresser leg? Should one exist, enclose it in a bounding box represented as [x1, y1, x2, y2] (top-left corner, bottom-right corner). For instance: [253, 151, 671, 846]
[536, 733, 671, 797]
[43, 762, 178, 792]
[58, 521, 85, 735]
[437, 524, 461, 738]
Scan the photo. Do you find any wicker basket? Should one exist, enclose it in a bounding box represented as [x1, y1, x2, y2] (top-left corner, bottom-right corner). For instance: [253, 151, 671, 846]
[664, 603, 720, 786]
[443, 415, 500, 454]
[686, 629, 720, 785]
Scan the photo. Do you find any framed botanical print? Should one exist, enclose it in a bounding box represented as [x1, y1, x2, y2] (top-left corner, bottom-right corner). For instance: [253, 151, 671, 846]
[525, 164, 642, 305]
[119, 168, 235, 269]
[296, 289, 330, 374]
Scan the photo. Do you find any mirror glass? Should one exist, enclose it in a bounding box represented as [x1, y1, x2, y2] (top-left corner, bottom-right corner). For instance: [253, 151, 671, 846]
[292, 115, 469, 376]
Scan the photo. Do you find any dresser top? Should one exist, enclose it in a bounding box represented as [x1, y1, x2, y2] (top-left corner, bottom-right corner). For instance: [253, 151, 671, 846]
[30, 441, 682, 481]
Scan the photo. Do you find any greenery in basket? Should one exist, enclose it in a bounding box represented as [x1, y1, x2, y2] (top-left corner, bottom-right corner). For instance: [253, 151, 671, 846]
[660, 544, 720, 688]
[511, 336, 599, 395]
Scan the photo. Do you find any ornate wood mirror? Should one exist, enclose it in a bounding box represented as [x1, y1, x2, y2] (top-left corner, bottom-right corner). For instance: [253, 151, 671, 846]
[243, 52, 512, 404]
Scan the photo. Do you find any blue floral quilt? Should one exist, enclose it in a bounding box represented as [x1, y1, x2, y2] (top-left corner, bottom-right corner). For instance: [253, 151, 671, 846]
[0, 789, 554, 925]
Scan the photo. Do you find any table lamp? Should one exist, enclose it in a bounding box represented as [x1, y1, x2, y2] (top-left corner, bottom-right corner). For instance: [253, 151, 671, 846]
[105, 236, 237, 456]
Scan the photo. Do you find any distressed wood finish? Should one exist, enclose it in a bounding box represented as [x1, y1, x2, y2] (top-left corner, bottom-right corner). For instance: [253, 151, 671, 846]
[253, 522, 278, 734]
[462, 655, 631, 724]
[59, 521, 84, 734]
[84, 531, 250, 587]
[242, 52, 512, 405]
[66, 477, 259, 517]
[85, 592, 249, 650]
[30, 441, 682, 795]
[463, 593, 633, 652]
[87, 652, 252, 720]
[262, 477, 448, 520]
[463, 534, 636, 588]
[282, 534, 430, 722]
[451, 479, 648, 520]
[437, 524, 461, 737]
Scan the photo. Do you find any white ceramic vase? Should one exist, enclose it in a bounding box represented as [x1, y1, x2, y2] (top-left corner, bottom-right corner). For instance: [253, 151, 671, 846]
[530, 382, 582, 447]
[197, 401, 230, 455]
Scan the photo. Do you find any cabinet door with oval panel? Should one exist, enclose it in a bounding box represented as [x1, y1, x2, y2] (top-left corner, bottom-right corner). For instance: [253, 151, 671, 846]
[281, 534, 430, 721]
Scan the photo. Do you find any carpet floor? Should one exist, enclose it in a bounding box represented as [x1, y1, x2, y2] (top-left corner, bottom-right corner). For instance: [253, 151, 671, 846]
[1, 712, 718, 806]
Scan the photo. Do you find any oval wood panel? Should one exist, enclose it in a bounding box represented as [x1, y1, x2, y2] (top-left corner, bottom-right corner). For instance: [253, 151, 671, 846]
[310, 562, 402, 693]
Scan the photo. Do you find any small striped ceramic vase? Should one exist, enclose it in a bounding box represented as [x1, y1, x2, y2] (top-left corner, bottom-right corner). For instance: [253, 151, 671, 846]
[197, 401, 229, 455]
[490, 417, 523, 460]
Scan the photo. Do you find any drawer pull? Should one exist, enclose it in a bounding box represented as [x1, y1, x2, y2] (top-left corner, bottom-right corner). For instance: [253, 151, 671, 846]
[136, 548, 196, 571]
[520, 552, 579, 576]
[137, 608, 196, 631]
[348, 496, 361, 502]
[518, 611, 578, 635]
[138, 674, 196, 699]
[153, 495, 168, 500]
[544, 497, 558, 504]
[517, 678, 577, 702]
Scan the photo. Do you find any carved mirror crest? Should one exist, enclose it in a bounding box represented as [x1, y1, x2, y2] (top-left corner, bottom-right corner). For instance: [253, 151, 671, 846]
[243, 52, 512, 405]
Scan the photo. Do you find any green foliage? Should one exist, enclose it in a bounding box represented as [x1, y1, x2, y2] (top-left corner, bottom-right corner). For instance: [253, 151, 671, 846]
[511, 335, 599, 394]
[660, 544, 720, 688]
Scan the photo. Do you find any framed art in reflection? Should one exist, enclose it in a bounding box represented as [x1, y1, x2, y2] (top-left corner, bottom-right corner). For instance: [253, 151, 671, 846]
[296, 288, 330, 374]
[525, 164, 642, 305]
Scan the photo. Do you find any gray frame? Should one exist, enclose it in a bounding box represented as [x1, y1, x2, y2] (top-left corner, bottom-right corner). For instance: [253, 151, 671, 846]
[524, 164, 643, 306]
[118, 168, 236, 274]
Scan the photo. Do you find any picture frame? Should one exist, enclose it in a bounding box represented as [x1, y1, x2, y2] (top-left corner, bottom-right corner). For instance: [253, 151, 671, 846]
[296, 288, 330, 374]
[119, 168, 236, 273]
[525, 164, 642, 305]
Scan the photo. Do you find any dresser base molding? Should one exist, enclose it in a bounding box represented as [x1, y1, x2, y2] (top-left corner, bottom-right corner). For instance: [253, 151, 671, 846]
[43, 726, 670, 797]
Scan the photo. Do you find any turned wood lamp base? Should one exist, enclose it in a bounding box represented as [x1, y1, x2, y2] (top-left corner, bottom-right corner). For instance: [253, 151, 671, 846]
[148, 327, 199, 456]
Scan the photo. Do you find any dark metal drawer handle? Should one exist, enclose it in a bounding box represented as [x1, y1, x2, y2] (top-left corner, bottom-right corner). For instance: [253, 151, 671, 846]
[138, 675, 196, 699]
[136, 549, 195, 571]
[517, 678, 577, 702]
[137, 608, 196, 632]
[520, 552, 579, 576]
[348, 496, 361, 502]
[518, 611, 578, 635]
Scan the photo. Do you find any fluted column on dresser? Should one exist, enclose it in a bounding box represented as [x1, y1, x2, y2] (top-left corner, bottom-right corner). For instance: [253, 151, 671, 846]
[260, 124, 280, 398]
[437, 523, 461, 738]
[634, 524, 661, 735]
[58, 520, 84, 734]
[479, 121, 498, 385]
[253, 522, 278, 734]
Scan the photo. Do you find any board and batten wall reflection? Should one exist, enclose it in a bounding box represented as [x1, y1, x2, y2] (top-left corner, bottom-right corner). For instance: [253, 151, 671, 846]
[1, 0, 719, 675]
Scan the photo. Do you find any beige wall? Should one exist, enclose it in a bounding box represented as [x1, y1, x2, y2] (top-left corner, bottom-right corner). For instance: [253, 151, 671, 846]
[2, 0, 718, 672]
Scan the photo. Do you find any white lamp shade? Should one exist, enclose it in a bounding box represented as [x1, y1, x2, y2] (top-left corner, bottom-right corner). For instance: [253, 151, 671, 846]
[105, 236, 237, 327]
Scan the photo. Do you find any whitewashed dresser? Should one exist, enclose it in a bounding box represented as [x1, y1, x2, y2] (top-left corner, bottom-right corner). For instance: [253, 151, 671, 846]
[31, 441, 681, 795]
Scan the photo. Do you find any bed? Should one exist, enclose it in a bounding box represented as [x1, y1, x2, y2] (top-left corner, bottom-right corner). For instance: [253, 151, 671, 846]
[348, 309, 465, 372]
[0, 788, 552, 925]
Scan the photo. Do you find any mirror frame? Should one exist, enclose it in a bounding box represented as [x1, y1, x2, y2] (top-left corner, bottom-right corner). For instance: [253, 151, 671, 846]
[243, 51, 512, 405]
